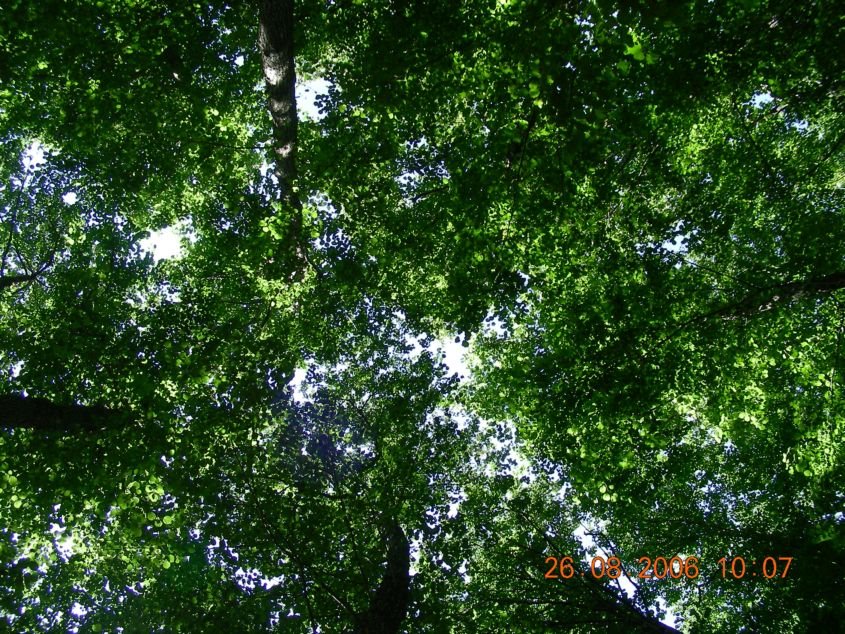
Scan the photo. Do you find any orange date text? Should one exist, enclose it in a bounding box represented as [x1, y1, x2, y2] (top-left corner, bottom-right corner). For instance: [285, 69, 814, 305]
[545, 555, 794, 580]
[544, 555, 701, 580]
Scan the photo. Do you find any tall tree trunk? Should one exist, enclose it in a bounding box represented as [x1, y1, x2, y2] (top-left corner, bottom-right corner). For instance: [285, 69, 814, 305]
[258, 0, 304, 266]
[258, 7, 410, 632]
[355, 520, 411, 634]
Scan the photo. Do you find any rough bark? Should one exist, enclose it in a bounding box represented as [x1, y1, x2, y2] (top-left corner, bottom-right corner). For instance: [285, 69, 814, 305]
[0, 393, 117, 431]
[355, 520, 411, 634]
[259, 0, 304, 263]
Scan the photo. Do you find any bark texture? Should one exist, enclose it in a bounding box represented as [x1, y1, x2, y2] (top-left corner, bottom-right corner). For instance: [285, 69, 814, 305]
[259, 0, 304, 262]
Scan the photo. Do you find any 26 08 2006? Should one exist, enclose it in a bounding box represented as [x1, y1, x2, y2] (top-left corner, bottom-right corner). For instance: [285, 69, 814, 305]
[545, 555, 794, 580]
[544, 555, 701, 580]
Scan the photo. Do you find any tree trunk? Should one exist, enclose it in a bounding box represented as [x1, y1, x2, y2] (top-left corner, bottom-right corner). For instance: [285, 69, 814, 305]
[355, 520, 411, 634]
[258, 0, 304, 264]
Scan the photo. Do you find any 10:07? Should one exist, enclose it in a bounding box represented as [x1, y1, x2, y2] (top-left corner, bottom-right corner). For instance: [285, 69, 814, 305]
[718, 556, 793, 579]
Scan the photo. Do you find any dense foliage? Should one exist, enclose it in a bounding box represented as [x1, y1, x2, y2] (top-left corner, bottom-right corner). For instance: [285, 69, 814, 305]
[1, 0, 843, 631]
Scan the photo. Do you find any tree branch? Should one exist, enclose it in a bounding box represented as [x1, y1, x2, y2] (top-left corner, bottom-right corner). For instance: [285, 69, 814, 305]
[0, 272, 38, 291]
[513, 506, 681, 634]
[0, 174, 26, 279]
[0, 393, 123, 431]
[653, 270, 845, 351]
[710, 270, 845, 320]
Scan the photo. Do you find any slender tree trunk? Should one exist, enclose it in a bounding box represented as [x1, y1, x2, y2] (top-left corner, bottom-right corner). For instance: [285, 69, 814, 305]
[258, 0, 304, 265]
[258, 8, 410, 632]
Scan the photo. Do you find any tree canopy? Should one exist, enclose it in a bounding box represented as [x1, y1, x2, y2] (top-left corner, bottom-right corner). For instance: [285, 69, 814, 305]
[1, 0, 843, 632]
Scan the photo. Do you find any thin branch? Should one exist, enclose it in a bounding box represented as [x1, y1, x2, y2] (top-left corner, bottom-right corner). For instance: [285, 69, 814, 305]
[409, 186, 448, 204]
[807, 131, 845, 180]
[710, 270, 845, 318]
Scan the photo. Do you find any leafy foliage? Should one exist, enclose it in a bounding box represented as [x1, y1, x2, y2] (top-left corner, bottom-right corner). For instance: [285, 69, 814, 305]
[1, 0, 843, 632]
